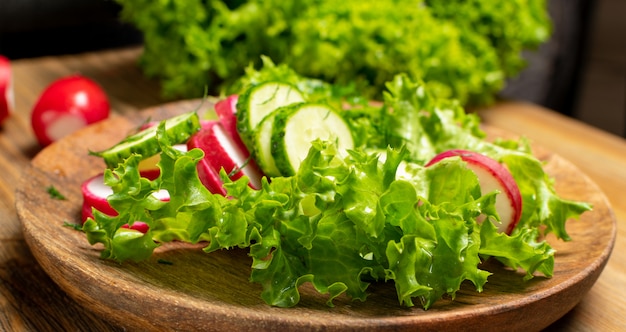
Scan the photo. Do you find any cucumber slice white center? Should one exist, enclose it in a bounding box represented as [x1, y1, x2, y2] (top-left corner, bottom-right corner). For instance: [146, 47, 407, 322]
[247, 83, 304, 130]
[274, 103, 354, 175]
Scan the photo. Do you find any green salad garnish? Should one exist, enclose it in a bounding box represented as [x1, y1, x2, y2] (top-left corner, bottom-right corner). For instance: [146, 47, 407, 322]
[83, 67, 590, 309]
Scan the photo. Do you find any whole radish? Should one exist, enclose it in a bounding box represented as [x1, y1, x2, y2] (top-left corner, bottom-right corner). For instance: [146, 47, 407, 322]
[31, 75, 110, 146]
[0, 55, 14, 125]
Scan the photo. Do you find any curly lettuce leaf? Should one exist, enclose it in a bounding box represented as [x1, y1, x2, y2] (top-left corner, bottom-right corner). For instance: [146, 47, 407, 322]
[425, 0, 552, 78]
[84, 133, 559, 309]
[378, 74, 592, 241]
[83, 72, 590, 310]
[115, 0, 550, 105]
[479, 221, 555, 281]
[382, 159, 492, 309]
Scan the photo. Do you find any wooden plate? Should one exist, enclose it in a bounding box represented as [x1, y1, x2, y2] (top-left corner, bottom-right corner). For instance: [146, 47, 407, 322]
[16, 100, 616, 332]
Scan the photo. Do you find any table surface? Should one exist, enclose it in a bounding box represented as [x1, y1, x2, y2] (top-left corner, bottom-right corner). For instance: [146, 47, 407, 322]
[1, 47, 625, 331]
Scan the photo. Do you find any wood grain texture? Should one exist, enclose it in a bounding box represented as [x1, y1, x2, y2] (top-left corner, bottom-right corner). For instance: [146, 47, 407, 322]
[0, 48, 157, 332]
[15, 100, 616, 332]
[478, 102, 626, 331]
[3, 46, 625, 331]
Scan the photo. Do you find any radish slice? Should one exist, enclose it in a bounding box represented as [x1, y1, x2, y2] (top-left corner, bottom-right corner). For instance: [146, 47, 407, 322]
[215, 95, 243, 146]
[426, 149, 523, 234]
[211, 122, 264, 188]
[121, 221, 150, 234]
[81, 172, 171, 227]
[31, 75, 110, 146]
[151, 189, 171, 202]
[188, 120, 264, 193]
[214, 96, 264, 176]
[187, 121, 228, 196]
[0, 55, 14, 125]
[81, 173, 117, 222]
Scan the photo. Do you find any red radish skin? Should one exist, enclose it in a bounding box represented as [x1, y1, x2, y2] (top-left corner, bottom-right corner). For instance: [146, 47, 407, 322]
[81, 173, 117, 222]
[214, 95, 267, 186]
[31, 75, 110, 146]
[188, 120, 264, 193]
[151, 189, 171, 202]
[121, 222, 150, 234]
[194, 155, 228, 196]
[0, 55, 14, 125]
[187, 121, 228, 196]
[214, 96, 264, 172]
[214, 95, 243, 146]
[214, 95, 238, 131]
[426, 149, 522, 234]
[81, 172, 170, 233]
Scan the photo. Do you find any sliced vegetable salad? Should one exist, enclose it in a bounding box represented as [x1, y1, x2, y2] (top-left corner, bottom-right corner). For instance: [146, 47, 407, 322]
[82, 62, 591, 309]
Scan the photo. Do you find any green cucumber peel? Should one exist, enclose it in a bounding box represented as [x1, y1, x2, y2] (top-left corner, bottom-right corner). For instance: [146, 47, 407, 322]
[236, 81, 305, 147]
[91, 111, 201, 168]
[270, 102, 355, 176]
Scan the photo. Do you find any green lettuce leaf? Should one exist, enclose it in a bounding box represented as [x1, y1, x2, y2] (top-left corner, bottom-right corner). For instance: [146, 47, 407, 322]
[115, 0, 551, 106]
[377, 73, 592, 241]
[84, 135, 559, 308]
[83, 72, 590, 309]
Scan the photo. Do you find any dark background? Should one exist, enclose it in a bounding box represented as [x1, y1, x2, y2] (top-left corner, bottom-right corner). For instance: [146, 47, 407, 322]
[0, 0, 143, 59]
[1, 0, 623, 137]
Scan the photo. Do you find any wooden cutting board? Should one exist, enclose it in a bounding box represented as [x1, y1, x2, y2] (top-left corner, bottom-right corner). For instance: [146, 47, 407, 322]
[15, 100, 616, 332]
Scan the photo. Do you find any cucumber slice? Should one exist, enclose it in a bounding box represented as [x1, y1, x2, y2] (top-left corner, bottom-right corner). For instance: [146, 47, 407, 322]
[94, 111, 201, 168]
[236, 82, 305, 146]
[271, 103, 354, 176]
[253, 112, 282, 177]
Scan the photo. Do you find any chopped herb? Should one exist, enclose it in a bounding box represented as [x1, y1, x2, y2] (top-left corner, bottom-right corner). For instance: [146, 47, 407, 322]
[157, 259, 174, 265]
[63, 221, 83, 231]
[47, 186, 66, 200]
